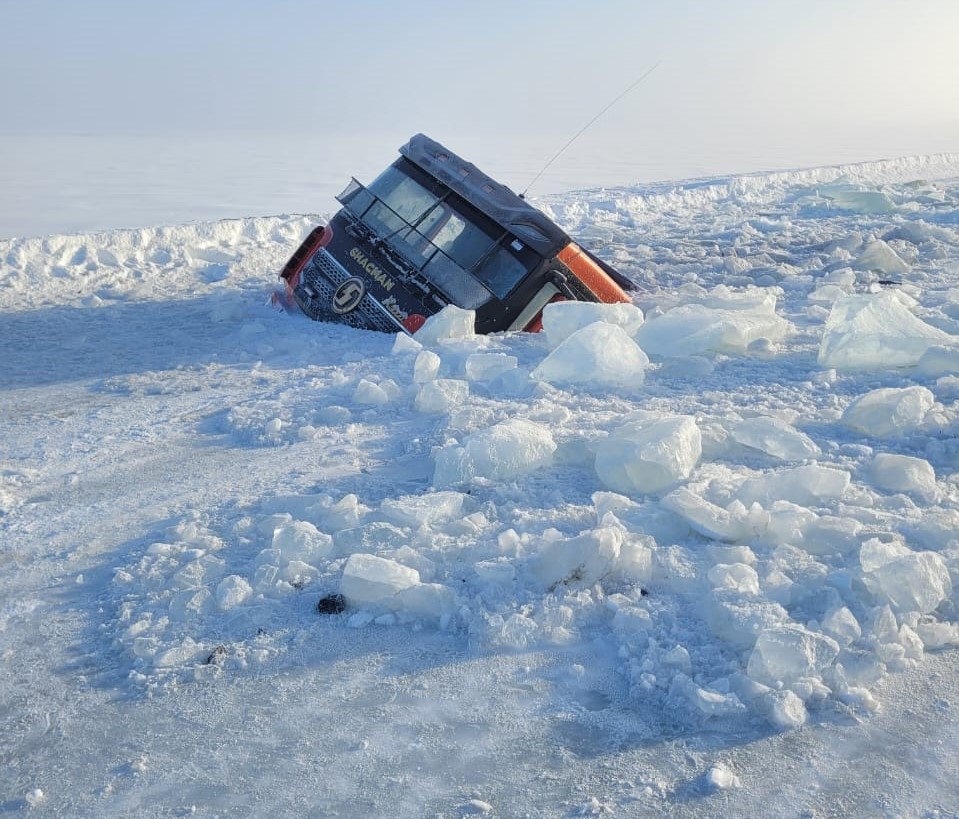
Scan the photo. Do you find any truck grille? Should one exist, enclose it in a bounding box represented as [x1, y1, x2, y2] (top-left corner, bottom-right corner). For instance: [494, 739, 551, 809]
[294, 250, 402, 333]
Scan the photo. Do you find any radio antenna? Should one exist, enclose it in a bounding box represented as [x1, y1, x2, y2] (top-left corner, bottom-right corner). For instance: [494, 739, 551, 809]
[521, 62, 661, 199]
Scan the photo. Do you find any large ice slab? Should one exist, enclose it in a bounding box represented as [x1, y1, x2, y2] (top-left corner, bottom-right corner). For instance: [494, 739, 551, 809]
[860, 543, 952, 615]
[870, 453, 937, 501]
[854, 238, 910, 276]
[595, 416, 701, 495]
[635, 297, 790, 358]
[841, 386, 935, 438]
[746, 624, 840, 688]
[340, 553, 420, 609]
[735, 464, 850, 507]
[818, 292, 955, 370]
[433, 418, 556, 487]
[415, 304, 475, 345]
[530, 322, 648, 387]
[541, 300, 644, 349]
[731, 416, 821, 461]
[530, 526, 622, 589]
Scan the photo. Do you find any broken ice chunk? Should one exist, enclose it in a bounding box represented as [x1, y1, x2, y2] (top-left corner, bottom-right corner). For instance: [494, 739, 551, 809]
[870, 453, 937, 501]
[340, 554, 420, 609]
[818, 292, 954, 370]
[415, 304, 475, 344]
[735, 464, 850, 507]
[541, 300, 644, 349]
[595, 416, 701, 495]
[863, 550, 952, 615]
[841, 386, 934, 438]
[464, 352, 518, 382]
[746, 624, 840, 688]
[636, 299, 790, 358]
[432, 418, 556, 487]
[531, 322, 648, 387]
[414, 379, 469, 413]
[731, 416, 820, 461]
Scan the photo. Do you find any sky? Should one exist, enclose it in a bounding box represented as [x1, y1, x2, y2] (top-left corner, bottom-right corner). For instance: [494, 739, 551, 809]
[1, 1, 958, 235]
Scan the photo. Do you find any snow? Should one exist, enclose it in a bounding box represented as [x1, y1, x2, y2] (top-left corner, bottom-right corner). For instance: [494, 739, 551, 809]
[4, 153, 959, 817]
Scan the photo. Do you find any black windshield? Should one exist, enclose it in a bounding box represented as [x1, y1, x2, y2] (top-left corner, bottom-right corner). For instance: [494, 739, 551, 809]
[338, 163, 535, 306]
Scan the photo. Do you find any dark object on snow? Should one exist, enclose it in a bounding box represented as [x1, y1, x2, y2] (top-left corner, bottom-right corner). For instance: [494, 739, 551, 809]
[275, 134, 635, 335]
[206, 645, 227, 665]
[317, 593, 347, 615]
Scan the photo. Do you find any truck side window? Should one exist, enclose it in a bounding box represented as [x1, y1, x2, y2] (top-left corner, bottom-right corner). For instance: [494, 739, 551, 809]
[476, 246, 527, 299]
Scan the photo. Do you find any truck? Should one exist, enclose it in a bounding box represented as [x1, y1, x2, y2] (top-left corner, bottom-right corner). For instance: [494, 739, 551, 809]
[276, 134, 635, 335]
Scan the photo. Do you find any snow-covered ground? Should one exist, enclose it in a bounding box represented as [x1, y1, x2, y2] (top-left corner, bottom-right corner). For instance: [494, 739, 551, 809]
[3, 154, 959, 817]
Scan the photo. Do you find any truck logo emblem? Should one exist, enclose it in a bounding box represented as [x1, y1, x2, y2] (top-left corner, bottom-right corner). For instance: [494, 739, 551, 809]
[331, 277, 366, 314]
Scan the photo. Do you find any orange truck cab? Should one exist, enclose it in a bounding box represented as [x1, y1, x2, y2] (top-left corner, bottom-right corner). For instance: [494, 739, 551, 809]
[278, 134, 634, 335]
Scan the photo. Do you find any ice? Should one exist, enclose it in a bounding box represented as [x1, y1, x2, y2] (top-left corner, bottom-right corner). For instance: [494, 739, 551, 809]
[595, 416, 701, 495]
[818, 292, 954, 370]
[871, 453, 938, 501]
[854, 238, 910, 276]
[25, 789, 46, 808]
[319, 494, 369, 532]
[703, 594, 789, 649]
[169, 587, 213, 621]
[530, 526, 622, 589]
[730, 415, 821, 461]
[272, 520, 333, 564]
[917, 345, 959, 378]
[415, 304, 475, 344]
[391, 332, 422, 355]
[379, 491, 468, 528]
[432, 418, 556, 487]
[818, 180, 896, 214]
[707, 563, 761, 596]
[704, 763, 742, 790]
[841, 386, 935, 437]
[530, 322, 648, 387]
[394, 582, 457, 619]
[340, 554, 421, 609]
[661, 488, 752, 542]
[670, 674, 747, 718]
[763, 689, 808, 730]
[735, 464, 850, 507]
[464, 352, 518, 382]
[863, 550, 952, 614]
[413, 350, 441, 383]
[541, 300, 644, 349]
[414, 378, 469, 413]
[746, 624, 840, 688]
[635, 299, 790, 358]
[215, 575, 252, 610]
[352, 378, 390, 405]
[821, 605, 862, 646]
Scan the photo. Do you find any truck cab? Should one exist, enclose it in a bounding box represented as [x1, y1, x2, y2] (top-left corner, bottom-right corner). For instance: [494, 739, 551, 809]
[278, 134, 634, 335]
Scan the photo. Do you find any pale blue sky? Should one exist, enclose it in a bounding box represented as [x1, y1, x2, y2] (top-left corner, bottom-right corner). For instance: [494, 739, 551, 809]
[1, 0, 958, 237]
[3, 0, 957, 141]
